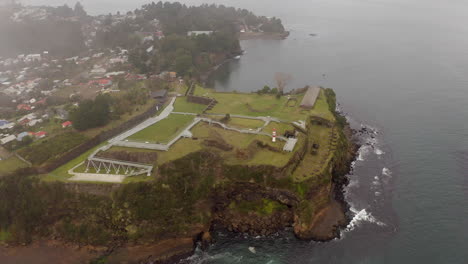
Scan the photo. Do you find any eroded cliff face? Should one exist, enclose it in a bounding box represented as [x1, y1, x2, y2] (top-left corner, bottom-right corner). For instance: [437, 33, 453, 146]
[210, 125, 356, 241]
[208, 90, 358, 241]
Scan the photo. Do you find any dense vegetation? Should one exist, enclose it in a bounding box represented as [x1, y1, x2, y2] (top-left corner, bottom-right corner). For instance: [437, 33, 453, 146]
[70, 94, 112, 131]
[129, 33, 240, 75]
[0, 152, 218, 245]
[17, 132, 88, 165]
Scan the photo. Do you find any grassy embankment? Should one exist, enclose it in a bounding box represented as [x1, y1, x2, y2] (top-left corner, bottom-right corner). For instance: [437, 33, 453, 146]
[0, 156, 29, 176]
[173, 96, 206, 114]
[126, 114, 194, 144]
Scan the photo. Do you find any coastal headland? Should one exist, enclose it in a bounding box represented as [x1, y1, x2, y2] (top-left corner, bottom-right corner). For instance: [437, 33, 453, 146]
[1, 84, 357, 263]
[0, 2, 357, 263]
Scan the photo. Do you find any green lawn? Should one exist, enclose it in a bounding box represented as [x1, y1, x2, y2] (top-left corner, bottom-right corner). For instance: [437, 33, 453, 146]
[173, 96, 207, 114]
[191, 122, 294, 167]
[0, 156, 29, 176]
[194, 85, 335, 122]
[309, 89, 335, 121]
[157, 138, 203, 165]
[292, 124, 333, 182]
[126, 114, 195, 144]
[262, 121, 295, 136]
[224, 117, 265, 129]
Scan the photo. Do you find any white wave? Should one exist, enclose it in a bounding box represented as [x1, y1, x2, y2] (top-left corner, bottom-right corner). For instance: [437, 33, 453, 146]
[374, 148, 384, 155]
[357, 145, 371, 161]
[382, 167, 392, 177]
[184, 251, 243, 264]
[344, 208, 386, 232]
[347, 179, 360, 188]
[375, 191, 381, 196]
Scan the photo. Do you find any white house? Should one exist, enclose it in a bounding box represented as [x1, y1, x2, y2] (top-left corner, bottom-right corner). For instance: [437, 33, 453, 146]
[1, 135, 16, 145]
[187, 31, 213, 37]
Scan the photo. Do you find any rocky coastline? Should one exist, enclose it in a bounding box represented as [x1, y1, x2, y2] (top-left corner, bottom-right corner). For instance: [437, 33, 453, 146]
[211, 121, 359, 242]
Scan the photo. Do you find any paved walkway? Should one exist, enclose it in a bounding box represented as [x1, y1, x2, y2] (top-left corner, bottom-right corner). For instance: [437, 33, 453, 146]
[69, 173, 127, 183]
[108, 97, 176, 145]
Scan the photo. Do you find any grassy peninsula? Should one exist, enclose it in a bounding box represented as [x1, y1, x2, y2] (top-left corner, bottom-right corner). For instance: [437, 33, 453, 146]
[0, 84, 357, 262]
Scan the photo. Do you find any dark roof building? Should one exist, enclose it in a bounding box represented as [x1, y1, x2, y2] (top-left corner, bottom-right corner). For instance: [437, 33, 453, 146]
[300, 86, 321, 109]
[150, 90, 168, 99]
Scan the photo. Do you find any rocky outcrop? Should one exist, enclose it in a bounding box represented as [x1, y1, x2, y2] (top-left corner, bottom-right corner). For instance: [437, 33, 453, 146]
[216, 208, 293, 236]
[293, 199, 347, 241]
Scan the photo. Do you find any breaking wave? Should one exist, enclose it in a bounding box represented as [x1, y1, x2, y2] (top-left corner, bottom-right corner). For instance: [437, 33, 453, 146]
[382, 167, 392, 177]
[184, 251, 244, 264]
[344, 207, 386, 233]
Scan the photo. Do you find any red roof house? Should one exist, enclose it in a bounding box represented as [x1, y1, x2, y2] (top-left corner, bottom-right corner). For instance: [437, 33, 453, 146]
[17, 104, 32, 111]
[62, 121, 73, 128]
[88, 78, 112, 87]
[32, 131, 47, 138]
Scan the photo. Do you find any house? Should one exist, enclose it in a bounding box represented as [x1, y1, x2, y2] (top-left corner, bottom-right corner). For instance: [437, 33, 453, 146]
[300, 86, 321, 109]
[90, 67, 107, 76]
[17, 104, 32, 111]
[62, 121, 73, 128]
[56, 108, 69, 120]
[28, 119, 42, 127]
[187, 31, 213, 37]
[150, 90, 168, 99]
[35, 98, 47, 106]
[105, 71, 126, 78]
[32, 131, 47, 139]
[17, 131, 30, 141]
[18, 113, 36, 124]
[1, 135, 16, 145]
[25, 54, 41, 62]
[0, 121, 14, 130]
[155, 31, 165, 39]
[89, 78, 112, 87]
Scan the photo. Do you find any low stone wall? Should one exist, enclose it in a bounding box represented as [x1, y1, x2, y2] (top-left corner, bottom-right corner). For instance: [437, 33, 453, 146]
[187, 95, 213, 105]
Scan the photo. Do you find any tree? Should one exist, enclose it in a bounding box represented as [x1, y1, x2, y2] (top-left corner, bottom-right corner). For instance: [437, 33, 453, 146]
[74, 2, 87, 17]
[274, 72, 292, 94]
[175, 53, 193, 76]
[71, 95, 111, 131]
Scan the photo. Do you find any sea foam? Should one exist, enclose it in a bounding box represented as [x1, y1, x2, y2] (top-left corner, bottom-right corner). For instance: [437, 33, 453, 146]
[344, 207, 386, 233]
[382, 167, 392, 177]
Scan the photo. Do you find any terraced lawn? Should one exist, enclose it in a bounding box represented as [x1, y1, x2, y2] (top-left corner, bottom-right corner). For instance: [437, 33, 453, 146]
[292, 124, 334, 182]
[194, 85, 335, 122]
[126, 114, 195, 144]
[173, 96, 207, 114]
[262, 121, 295, 136]
[190, 122, 294, 167]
